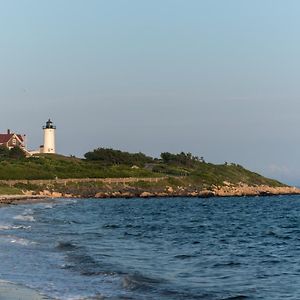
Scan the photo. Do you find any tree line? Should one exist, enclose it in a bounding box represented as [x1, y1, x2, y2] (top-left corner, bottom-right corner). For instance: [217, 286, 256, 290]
[84, 148, 204, 167]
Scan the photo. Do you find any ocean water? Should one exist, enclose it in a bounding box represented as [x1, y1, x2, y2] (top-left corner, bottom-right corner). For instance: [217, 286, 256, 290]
[1, 196, 300, 299]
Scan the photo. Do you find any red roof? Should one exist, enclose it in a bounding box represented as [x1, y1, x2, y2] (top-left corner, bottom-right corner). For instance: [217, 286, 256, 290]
[0, 134, 24, 144]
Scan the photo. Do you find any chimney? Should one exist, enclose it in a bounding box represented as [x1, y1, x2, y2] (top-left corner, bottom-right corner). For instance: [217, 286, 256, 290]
[7, 129, 10, 134]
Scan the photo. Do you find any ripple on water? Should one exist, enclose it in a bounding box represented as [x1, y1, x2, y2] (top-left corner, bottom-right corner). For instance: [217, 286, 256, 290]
[1, 196, 300, 300]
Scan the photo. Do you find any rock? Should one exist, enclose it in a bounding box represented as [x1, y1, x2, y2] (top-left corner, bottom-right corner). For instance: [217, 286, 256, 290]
[188, 191, 198, 197]
[166, 186, 174, 193]
[63, 193, 74, 198]
[140, 192, 153, 198]
[120, 192, 134, 198]
[156, 192, 168, 197]
[95, 192, 107, 198]
[198, 190, 215, 198]
[41, 190, 51, 196]
[51, 192, 62, 198]
[23, 190, 34, 196]
[210, 184, 300, 197]
[111, 192, 121, 197]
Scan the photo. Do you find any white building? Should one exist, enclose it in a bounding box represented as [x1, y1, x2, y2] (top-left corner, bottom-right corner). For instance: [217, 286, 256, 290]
[41, 119, 56, 154]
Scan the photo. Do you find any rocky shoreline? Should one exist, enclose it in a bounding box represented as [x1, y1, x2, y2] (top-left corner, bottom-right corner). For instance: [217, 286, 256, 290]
[1, 184, 299, 205]
[0, 195, 49, 205]
[92, 184, 300, 199]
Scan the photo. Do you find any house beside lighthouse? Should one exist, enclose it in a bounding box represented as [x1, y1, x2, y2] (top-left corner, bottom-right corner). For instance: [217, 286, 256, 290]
[0, 130, 26, 150]
[40, 119, 56, 154]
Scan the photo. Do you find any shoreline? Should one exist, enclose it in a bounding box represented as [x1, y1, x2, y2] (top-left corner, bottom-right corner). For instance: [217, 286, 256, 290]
[1, 174, 298, 202]
[0, 280, 51, 300]
[0, 195, 50, 205]
[0, 185, 300, 205]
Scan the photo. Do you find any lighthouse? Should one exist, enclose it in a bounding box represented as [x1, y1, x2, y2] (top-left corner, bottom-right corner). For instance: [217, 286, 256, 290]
[42, 119, 56, 154]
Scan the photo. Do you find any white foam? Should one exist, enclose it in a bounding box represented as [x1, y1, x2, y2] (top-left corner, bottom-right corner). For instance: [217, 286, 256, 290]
[44, 204, 53, 209]
[0, 225, 12, 230]
[0, 234, 35, 246]
[10, 237, 33, 246]
[61, 199, 78, 205]
[0, 224, 31, 230]
[13, 215, 35, 222]
[13, 225, 31, 230]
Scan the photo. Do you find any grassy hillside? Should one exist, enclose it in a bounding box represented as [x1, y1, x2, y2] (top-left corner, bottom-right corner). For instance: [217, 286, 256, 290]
[0, 154, 155, 180]
[0, 184, 22, 195]
[190, 163, 284, 187]
[0, 151, 284, 188]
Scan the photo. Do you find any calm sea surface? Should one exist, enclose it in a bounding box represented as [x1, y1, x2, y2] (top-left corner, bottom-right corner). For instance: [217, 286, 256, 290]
[1, 196, 300, 299]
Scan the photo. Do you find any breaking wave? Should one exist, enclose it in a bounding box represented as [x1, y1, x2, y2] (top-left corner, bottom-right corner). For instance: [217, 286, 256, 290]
[13, 215, 35, 222]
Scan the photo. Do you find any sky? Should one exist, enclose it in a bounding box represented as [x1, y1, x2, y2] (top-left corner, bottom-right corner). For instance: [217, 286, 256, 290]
[1, 0, 300, 185]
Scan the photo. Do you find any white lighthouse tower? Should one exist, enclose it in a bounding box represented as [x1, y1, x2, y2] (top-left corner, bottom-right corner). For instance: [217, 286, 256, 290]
[42, 119, 56, 154]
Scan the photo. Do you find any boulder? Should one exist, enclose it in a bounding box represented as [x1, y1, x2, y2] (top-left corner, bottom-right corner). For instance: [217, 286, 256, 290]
[166, 186, 174, 193]
[140, 192, 153, 198]
[51, 192, 62, 198]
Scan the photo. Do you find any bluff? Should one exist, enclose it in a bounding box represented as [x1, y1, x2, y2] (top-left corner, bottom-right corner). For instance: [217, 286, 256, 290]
[0, 148, 297, 199]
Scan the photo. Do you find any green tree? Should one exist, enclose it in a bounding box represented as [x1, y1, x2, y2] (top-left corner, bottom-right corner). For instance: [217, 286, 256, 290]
[84, 148, 153, 166]
[9, 147, 26, 159]
[160, 152, 173, 163]
[160, 151, 201, 167]
[0, 146, 9, 159]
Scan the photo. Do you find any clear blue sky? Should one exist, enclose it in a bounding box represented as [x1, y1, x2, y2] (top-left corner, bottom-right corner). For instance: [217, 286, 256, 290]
[1, 0, 300, 184]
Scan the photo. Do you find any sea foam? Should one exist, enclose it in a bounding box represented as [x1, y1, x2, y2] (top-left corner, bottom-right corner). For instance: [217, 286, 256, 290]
[13, 215, 35, 222]
[0, 224, 31, 230]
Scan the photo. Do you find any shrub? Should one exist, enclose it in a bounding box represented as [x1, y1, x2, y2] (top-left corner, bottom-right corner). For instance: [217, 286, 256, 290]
[160, 152, 201, 167]
[9, 147, 26, 159]
[84, 148, 153, 166]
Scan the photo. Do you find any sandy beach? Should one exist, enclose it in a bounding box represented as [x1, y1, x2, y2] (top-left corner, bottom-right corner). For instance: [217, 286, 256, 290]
[0, 281, 50, 300]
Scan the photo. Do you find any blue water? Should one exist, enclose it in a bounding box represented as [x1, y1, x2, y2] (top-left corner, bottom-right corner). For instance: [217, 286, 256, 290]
[1, 196, 300, 299]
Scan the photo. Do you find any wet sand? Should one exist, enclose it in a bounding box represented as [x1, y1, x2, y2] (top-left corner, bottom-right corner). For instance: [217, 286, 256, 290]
[0, 281, 50, 300]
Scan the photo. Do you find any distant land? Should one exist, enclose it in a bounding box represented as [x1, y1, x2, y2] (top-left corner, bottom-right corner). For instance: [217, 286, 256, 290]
[0, 147, 299, 202]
